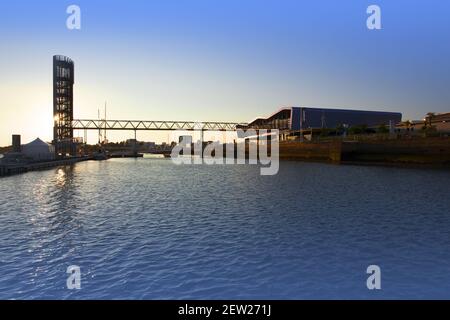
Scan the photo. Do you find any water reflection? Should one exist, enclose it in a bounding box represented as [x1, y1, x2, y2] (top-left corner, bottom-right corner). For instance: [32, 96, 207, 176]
[2, 160, 450, 299]
[53, 165, 75, 189]
[55, 167, 69, 188]
[47, 165, 80, 230]
[28, 165, 83, 277]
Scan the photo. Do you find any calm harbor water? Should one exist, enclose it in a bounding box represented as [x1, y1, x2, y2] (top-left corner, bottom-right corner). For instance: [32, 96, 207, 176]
[1, 158, 450, 299]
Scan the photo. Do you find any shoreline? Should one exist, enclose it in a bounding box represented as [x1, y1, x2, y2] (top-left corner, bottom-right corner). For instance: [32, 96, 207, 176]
[0, 156, 91, 177]
[2, 136, 450, 177]
[278, 137, 450, 168]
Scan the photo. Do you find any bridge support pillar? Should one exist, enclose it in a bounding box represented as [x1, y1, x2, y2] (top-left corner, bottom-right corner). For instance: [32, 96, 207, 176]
[133, 130, 137, 156]
[201, 129, 204, 158]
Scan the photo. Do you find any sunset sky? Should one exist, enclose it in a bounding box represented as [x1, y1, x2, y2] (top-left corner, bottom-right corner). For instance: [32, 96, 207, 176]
[0, 0, 449, 145]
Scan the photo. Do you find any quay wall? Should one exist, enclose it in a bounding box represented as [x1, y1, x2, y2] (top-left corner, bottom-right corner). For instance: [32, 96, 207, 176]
[279, 141, 341, 162]
[277, 137, 450, 166]
[341, 137, 450, 165]
[0, 157, 91, 177]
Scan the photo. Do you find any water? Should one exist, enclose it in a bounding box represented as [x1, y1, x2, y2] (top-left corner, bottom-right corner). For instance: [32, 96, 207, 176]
[1, 159, 450, 299]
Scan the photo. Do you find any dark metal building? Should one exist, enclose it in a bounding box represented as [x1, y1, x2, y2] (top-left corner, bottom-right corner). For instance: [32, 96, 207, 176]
[53, 55, 75, 157]
[243, 107, 402, 131]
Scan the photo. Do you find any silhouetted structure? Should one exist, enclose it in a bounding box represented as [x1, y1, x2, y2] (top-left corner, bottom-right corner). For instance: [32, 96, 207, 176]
[53, 55, 75, 157]
[12, 135, 21, 153]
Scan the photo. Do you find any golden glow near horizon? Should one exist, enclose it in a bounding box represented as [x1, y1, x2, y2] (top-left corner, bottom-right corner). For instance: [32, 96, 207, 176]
[0, 83, 53, 146]
[0, 81, 240, 147]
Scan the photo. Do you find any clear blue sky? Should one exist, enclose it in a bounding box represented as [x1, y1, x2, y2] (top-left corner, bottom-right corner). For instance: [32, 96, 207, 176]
[0, 0, 449, 145]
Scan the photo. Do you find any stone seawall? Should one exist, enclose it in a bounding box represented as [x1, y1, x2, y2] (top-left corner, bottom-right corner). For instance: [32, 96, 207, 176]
[277, 137, 450, 166]
[279, 141, 342, 162]
[342, 137, 450, 165]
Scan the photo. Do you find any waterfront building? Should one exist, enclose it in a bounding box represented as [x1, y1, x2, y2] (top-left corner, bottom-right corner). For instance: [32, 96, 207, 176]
[395, 120, 424, 134]
[396, 112, 450, 135]
[425, 112, 450, 133]
[242, 107, 402, 131]
[239, 106, 402, 140]
[0, 136, 54, 165]
[22, 138, 55, 161]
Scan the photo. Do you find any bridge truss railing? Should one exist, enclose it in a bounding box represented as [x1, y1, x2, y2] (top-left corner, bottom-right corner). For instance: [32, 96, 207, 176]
[72, 119, 247, 131]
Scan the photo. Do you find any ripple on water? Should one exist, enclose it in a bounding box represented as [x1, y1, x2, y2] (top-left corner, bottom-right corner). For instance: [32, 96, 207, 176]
[1, 159, 450, 299]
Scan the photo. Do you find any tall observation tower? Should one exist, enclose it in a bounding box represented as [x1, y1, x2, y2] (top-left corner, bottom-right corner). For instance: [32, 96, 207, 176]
[53, 55, 75, 157]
